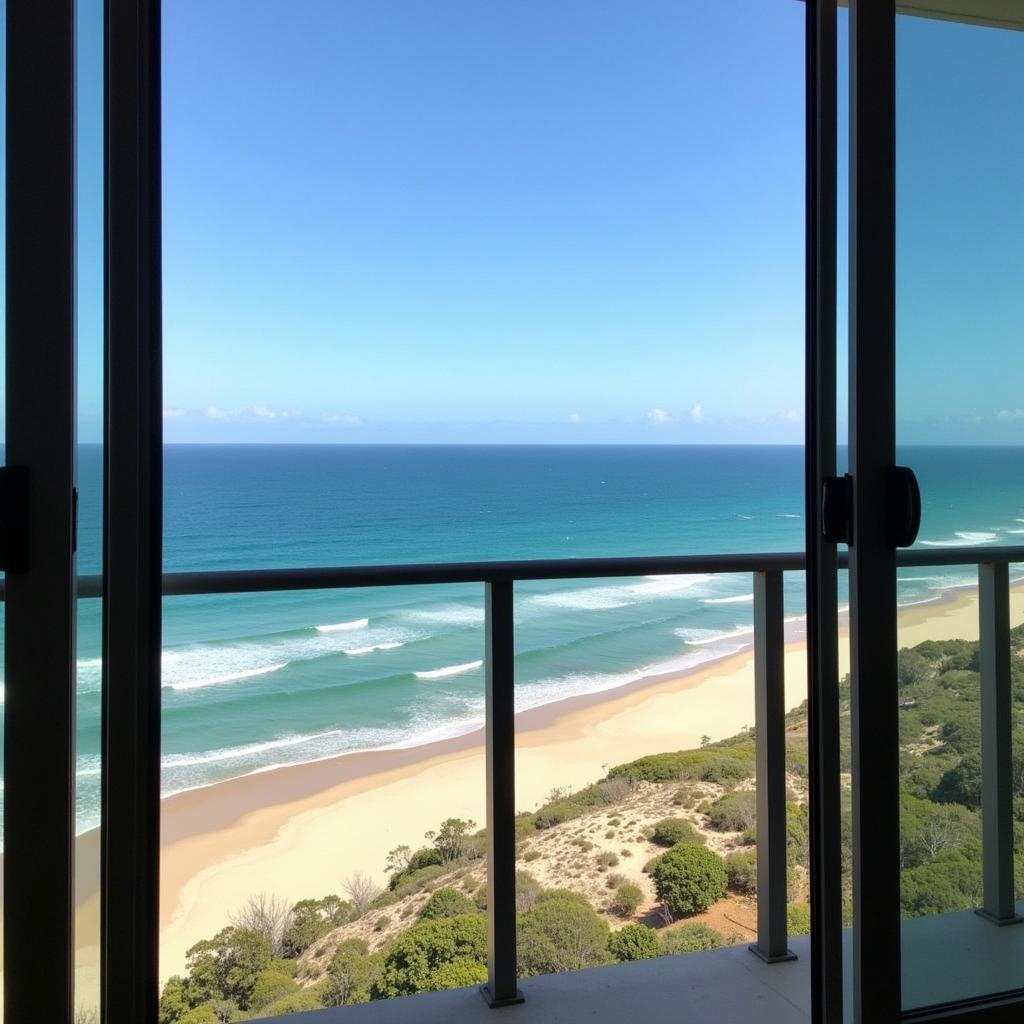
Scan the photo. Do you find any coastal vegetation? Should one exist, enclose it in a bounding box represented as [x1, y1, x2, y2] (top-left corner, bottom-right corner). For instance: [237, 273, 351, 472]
[159, 627, 1024, 1022]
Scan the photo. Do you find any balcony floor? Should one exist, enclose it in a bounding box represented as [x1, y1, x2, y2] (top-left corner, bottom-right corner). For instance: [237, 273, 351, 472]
[280, 903, 1024, 1024]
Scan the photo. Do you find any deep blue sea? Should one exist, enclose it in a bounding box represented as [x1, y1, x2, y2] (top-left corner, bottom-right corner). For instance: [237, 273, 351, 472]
[7, 444, 1024, 837]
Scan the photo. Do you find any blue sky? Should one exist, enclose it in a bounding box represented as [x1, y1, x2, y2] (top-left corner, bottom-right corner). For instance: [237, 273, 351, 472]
[159, 0, 807, 443]
[3, 3, 1024, 444]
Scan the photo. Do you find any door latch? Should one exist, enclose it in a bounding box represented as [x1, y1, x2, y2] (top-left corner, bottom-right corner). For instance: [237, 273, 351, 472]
[821, 474, 853, 545]
[0, 466, 30, 572]
[884, 465, 921, 548]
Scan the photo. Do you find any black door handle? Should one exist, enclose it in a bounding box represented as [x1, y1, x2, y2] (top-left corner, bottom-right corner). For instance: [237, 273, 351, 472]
[885, 465, 921, 548]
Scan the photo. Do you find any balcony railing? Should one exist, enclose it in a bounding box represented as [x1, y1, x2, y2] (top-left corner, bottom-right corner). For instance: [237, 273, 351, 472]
[9, 543, 1023, 1009]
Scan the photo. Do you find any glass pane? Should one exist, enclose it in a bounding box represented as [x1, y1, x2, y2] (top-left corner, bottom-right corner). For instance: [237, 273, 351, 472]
[160, 0, 807, 1018]
[75, 0, 104, 1018]
[896, 5, 1024, 1010]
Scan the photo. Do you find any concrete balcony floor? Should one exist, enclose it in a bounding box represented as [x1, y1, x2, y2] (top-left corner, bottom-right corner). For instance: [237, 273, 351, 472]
[277, 902, 1024, 1024]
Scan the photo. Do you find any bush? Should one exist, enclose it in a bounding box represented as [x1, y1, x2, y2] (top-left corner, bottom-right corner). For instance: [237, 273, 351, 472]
[374, 915, 391, 932]
[423, 959, 488, 991]
[517, 893, 613, 976]
[651, 817, 705, 848]
[787, 902, 811, 936]
[321, 940, 377, 1007]
[613, 882, 644, 916]
[898, 649, 931, 690]
[652, 845, 728, 917]
[392, 864, 445, 898]
[248, 970, 297, 1010]
[724, 851, 757, 894]
[516, 870, 544, 910]
[660, 922, 725, 955]
[705, 790, 757, 833]
[419, 887, 477, 921]
[253, 991, 323, 1017]
[375, 914, 488, 997]
[389, 848, 443, 890]
[605, 872, 627, 890]
[596, 851, 619, 870]
[177, 1009, 219, 1024]
[608, 923, 661, 962]
[608, 745, 754, 785]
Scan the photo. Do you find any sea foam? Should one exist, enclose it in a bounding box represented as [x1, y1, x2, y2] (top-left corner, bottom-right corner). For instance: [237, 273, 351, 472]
[415, 659, 484, 680]
[702, 593, 754, 605]
[315, 618, 369, 632]
[165, 663, 289, 692]
[531, 574, 715, 611]
[920, 531, 997, 547]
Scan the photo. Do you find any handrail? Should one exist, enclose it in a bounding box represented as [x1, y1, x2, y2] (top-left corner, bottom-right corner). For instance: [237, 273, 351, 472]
[6, 543, 1024, 602]
[25, 542, 1024, 1005]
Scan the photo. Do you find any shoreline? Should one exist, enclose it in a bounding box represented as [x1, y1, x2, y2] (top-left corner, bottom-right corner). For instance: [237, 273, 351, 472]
[62, 578, 1024, 986]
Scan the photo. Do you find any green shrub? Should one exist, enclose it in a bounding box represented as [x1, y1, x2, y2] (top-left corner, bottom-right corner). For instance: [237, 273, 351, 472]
[660, 922, 725, 955]
[516, 870, 544, 910]
[605, 872, 627, 890]
[706, 790, 757, 833]
[613, 882, 644, 916]
[248, 970, 297, 1010]
[374, 915, 392, 932]
[523, 849, 541, 862]
[389, 848, 444, 890]
[375, 914, 487, 997]
[652, 845, 728, 916]
[419, 886, 477, 921]
[252, 991, 323, 1017]
[724, 851, 757, 894]
[596, 851, 619, 870]
[517, 893, 612, 976]
[608, 923, 661, 962]
[423, 959, 488, 991]
[787, 902, 811, 936]
[320, 940, 377, 1007]
[651, 817, 705, 848]
[608, 745, 754, 785]
[392, 864, 445, 897]
[177, 1009, 219, 1024]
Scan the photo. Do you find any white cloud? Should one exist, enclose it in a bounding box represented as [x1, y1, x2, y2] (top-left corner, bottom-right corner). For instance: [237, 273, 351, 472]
[320, 412, 361, 425]
[783, 409, 802, 424]
[250, 405, 279, 419]
[996, 409, 1024, 423]
[204, 405, 229, 420]
[163, 407, 186, 420]
[689, 403, 704, 424]
[567, 411, 582, 423]
[646, 407, 672, 424]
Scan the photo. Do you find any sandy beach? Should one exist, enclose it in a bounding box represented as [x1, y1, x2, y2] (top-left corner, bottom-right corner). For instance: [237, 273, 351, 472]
[66, 581, 1024, 988]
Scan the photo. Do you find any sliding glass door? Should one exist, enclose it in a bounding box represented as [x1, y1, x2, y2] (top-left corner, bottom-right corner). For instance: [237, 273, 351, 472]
[841, 1, 1024, 1021]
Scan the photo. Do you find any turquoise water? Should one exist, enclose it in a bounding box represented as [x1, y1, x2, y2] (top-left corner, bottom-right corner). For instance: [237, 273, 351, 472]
[10, 444, 1024, 836]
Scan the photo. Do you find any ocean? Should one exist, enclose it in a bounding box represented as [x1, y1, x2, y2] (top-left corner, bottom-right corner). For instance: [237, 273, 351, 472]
[7, 443, 1024, 837]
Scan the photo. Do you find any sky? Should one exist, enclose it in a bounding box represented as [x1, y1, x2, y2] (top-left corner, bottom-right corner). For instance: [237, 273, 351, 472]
[1, 3, 1022, 444]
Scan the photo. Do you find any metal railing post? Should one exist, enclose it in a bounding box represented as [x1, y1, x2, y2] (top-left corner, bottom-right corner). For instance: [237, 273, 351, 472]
[976, 562, 1022, 925]
[750, 569, 796, 963]
[483, 579, 524, 1006]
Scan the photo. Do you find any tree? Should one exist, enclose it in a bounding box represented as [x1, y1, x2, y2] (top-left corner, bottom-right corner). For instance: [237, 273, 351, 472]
[343, 871, 382, 915]
[652, 845, 728, 917]
[724, 851, 757, 894]
[158, 977, 189, 1024]
[660, 922, 725, 954]
[426, 818, 478, 863]
[282, 896, 352, 957]
[230, 892, 293, 958]
[608, 923, 661, 962]
[375, 914, 488, 997]
[517, 893, 612, 976]
[321, 940, 377, 1006]
[898, 649, 931, 690]
[613, 882, 643, 916]
[386, 844, 413, 875]
[419, 886, 477, 920]
[184, 926, 273, 1010]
